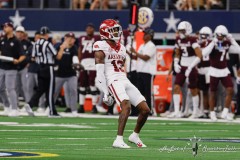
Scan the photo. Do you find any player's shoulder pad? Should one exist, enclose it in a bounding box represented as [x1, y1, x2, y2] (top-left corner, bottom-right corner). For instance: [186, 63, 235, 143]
[188, 35, 198, 43]
[93, 40, 107, 51]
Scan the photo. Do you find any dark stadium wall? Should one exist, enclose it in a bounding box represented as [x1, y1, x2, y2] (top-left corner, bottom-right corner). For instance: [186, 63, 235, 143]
[1, 10, 240, 40]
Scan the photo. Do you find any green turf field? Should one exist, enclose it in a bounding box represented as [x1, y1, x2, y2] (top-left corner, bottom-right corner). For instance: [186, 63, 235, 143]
[0, 116, 239, 160]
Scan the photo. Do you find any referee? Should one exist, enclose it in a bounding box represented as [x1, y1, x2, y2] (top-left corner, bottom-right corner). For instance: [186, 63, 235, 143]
[24, 26, 59, 117]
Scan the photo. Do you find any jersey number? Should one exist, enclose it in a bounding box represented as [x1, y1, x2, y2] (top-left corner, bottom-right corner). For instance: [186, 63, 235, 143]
[82, 41, 93, 53]
[220, 50, 226, 61]
[111, 60, 124, 72]
[181, 46, 188, 57]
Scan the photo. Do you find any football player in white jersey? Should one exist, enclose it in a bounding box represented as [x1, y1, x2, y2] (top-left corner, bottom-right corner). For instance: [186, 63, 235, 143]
[94, 19, 150, 149]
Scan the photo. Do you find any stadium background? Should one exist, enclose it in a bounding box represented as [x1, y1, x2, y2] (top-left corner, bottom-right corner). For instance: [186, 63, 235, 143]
[0, 1, 240, 159]
[1, 1, 240, 112]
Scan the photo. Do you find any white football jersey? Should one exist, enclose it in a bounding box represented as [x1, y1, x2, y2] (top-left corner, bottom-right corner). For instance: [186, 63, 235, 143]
[93, 40, 128, 85]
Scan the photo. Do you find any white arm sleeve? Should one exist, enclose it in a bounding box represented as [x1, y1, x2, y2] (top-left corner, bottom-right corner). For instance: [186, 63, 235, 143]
[96, 64, 109, 95]
[189, 57, 201, 69]
[229, 38, 240, 54]
[202, 41, 214, 57]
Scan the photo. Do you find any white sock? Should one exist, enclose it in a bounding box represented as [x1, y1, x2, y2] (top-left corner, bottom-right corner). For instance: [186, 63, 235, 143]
[132, 132, 139, 137]
[192, 95, 199, 114]
[90, 86, 98, 106]
[223, 108, 229, 114]
[92, 95, 98, 106]
[79, 94, 85, 105]
[79, 87, 86, 105]
[199, 91, 204, 113]
[210, 111, 216, 116]
[173, 94, 180, 114]
[204, 109, 209, 114]
[116, 135, 123, 141]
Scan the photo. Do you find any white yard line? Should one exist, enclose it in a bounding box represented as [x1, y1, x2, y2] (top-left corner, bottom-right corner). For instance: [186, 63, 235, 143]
[8, 142, 39, 144]
[0, 148, 151, 151]
[55, 144, 86, 146]
[1, 137, 112, 140]
[74, 148, 152, 151]
[0, 129, 230, 132]
[0, 149, 70, 151]
[0, 122, 95, 129]
[1, 111, 240, 124]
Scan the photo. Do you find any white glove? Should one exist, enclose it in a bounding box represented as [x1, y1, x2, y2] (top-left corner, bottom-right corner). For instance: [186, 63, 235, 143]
[213, 37, 218, 43]
[174, 58, 181, 73]
[236, 76, 240, 84]
[227, 33, 233, 40]
[174, 63, 181, 73]
[227, 33, 236, 44]
[185, 67, 192, 77]
[103, 94, 114, 106]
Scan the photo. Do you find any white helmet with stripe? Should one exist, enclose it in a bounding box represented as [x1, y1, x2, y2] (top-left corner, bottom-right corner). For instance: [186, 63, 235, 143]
[214, 25, 228, 37]
[177, 21, 192, 39]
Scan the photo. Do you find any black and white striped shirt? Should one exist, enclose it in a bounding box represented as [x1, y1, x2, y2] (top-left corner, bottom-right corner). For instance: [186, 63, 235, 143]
[32, 38, 57, 65]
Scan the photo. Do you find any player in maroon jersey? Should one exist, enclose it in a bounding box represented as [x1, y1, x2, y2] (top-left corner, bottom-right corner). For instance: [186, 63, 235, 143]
[197, 26, 212, 118]
[186, 25, 240, 121]
[171, 21, 202, 118]
[78, 23, 101, 113]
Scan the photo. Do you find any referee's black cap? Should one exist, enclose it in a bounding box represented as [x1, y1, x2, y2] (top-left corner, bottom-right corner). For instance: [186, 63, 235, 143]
[144, 28, 154, 37]
[40, 26, 51, 35]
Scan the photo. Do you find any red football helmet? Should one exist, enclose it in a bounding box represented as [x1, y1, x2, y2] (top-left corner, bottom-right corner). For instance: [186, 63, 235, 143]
[99, 19, 122, 42]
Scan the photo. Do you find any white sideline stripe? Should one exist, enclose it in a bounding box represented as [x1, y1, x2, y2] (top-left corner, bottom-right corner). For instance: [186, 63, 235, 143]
[0, 149, 74, 151]
[64, 114, 240, 124]
[0, 148, 151, 151]
[0, 121, 235, 126]
[0, 148, 238, 152]
[74, 148, 151, 151]
[3, 137, 239, 140]
[0, 111, 240, 124]
[8, 142, 39, 144]
[79, 122, 184, 126]
[1, 137, 111, 140]
[0, 129, 230, 133]
[0, 122, 186, 126]
[207, 151, 238, 153]
[0, 130, 113, 132]
[47, 138, 110, 140]
[0, 122, 95, 129]
[55, 144, 86, 146]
